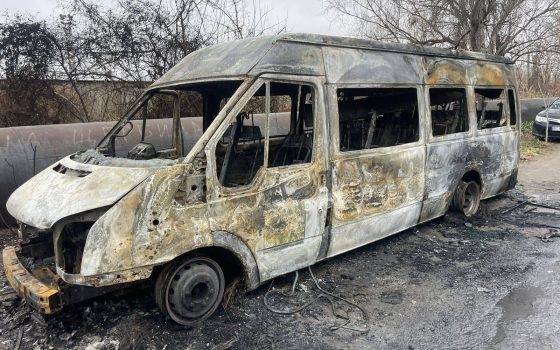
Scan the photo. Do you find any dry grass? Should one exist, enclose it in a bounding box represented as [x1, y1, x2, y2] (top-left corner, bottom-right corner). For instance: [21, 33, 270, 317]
[222, 278, 240, 310]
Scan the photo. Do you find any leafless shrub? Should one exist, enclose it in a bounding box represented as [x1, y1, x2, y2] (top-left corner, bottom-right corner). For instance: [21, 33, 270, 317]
[0, 1, 286, 127]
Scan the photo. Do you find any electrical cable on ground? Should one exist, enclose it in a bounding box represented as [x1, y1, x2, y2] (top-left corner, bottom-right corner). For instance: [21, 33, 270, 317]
[264, 267, 369, 333]
[0, 212, 18, 236]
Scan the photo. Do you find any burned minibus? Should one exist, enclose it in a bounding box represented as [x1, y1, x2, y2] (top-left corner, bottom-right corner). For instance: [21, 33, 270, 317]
[3, 34, 519, 325]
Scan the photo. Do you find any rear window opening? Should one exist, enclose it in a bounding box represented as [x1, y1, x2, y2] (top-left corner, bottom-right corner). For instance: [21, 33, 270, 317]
[475, 88, 508, 129]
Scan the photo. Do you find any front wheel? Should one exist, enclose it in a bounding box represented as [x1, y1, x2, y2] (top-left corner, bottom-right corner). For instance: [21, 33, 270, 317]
[451, 180, 481, 217]
[155, 255, 225, 325]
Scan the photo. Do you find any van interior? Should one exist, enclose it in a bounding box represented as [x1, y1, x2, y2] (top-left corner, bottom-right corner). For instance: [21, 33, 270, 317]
[215, 82, 314, 187]
[337, 88, 419, 151]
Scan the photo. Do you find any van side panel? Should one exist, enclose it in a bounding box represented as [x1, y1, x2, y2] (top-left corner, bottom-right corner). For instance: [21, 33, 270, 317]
[327, 147, 425, 256]
[422, 56, 512, 87]
[420, 58, 518, 221]
[477, 130, 519, 198]
[420, 139, 472, 222]
[420, 128, 518, 221]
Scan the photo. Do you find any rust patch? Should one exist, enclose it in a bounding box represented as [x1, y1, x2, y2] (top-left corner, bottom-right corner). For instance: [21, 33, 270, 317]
[425, 59, 468, 85]
[471, 62, 506, 86]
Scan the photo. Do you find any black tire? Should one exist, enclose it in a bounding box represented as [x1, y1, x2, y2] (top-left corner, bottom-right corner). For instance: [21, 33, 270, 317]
[155, 255, 225, 325]
[451, 180, 481, 217]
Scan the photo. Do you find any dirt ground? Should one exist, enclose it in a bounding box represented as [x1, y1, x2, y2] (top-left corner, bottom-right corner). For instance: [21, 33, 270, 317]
[1, 144, 560, 350]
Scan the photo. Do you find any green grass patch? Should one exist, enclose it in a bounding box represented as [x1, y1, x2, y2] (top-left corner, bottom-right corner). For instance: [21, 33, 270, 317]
[520, 121, 547, 160]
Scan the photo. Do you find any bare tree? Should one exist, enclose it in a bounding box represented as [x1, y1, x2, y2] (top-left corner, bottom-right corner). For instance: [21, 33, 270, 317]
[0, 16, 74, 126]
[59, 0, 286, 82]
[210, 0, 287, 40]
[0, 0, 286, 126]
[326, 0, 560, 60]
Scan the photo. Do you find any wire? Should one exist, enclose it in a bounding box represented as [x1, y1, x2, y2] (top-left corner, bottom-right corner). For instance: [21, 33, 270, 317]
[0, 212, 18, 236]
[264, 267, 370, 333]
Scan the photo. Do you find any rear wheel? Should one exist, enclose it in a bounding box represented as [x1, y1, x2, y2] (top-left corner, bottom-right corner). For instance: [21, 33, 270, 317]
[452, 180, 481, 217]
[155, 255, 225, 325]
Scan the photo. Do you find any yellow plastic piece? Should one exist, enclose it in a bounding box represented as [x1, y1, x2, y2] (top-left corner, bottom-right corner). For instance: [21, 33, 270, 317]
[2, 246, 61, 314]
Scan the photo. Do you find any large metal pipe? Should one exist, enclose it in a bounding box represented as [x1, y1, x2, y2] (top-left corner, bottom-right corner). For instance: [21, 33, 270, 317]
[0, 97, 548, 227]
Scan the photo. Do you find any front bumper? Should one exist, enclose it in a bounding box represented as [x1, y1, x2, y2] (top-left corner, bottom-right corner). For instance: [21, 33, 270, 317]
[2, 246, 62, 314]
[532, 123, 560, 140]
[3, 246, 150, 315]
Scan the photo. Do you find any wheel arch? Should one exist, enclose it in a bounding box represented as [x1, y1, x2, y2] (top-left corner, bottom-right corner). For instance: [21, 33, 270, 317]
[445, 168, 483, 214]
[155, 231, 260, 291]
[209, 230, 260, 290]
[451, 169, 482, 216]
[461, 169, 483, 191]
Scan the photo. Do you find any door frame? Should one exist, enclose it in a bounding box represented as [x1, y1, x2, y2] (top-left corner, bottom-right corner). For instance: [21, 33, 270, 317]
[204, 74, 331, 282]
[324, 83, 428, 257]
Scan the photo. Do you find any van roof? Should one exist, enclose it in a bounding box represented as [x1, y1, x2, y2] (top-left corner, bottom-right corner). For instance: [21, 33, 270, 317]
[152, 33, 513, 88]
[278, 33, 512, 64]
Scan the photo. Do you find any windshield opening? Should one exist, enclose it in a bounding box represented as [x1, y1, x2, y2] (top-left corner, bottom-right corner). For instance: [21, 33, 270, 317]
[548, 98, 560, 110]
[93, 80, 244, 163]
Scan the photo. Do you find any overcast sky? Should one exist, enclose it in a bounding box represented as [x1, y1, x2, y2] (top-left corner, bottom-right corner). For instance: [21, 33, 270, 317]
[259, 0, 340, 35]
[2, 0, 343, 36]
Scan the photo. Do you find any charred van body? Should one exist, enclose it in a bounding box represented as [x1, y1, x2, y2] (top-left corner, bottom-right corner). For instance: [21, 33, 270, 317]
[3, 34, 520, 325]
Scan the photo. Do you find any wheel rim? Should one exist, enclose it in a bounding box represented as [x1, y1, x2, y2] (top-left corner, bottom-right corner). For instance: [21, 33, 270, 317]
[166, 258, 223, 323]
[462, 182, 479, 216]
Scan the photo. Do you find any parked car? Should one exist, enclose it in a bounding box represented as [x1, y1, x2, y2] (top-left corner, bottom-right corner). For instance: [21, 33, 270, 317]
[532, 98, 560, 140]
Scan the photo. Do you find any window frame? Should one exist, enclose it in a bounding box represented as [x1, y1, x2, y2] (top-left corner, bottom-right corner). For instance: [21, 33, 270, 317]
[207, 77, 318, 196]
[330, 83, 424, 158]
[472, 86, 511, 135]
[506, 86, 519, 129]
[266, 81, 317, 171]
[427, 86, 472, 141]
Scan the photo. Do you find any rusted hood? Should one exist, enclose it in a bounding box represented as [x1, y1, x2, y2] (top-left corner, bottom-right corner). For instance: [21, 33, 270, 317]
[6, 155, 156, 229]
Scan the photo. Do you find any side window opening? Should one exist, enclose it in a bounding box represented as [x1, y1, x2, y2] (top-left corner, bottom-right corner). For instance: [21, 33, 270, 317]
[508, 89, 517, 126]
[215, 84, 266, 188]
[268, 83, 314, 168]
[475, 88, 508, 129]
[429, 88, 469, 136]
[337, 88, 419, 151]
[215, 81, 314, 188]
